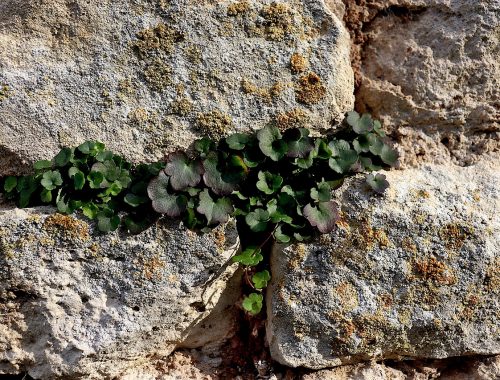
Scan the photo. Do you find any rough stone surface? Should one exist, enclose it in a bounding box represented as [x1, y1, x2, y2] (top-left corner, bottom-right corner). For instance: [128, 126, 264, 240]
[0, 0, 354, 176]
[342, 0, 500, 167]
[267, 161, 500, 369]
[303, 355, 500, 380]
[0, 206, 239, 380]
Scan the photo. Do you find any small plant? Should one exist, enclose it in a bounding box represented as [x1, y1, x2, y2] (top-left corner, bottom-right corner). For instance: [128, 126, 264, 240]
[0, 111, 397, 314]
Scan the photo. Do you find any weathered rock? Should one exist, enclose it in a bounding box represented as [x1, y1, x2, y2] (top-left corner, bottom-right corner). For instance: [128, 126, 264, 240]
[343, 0, 500, 167]
[267, 161, 500, 369]
[0, 0, 354, 175]
[0, 206, 239, 379]
[302, 355, 500, 380]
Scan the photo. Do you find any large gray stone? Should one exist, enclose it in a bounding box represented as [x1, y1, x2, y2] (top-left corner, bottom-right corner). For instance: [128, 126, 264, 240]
[267, 161, 500, 369]
[0, 206, 239, 379]
[345, 0, 499, 167]
[0, 0, 353, 175]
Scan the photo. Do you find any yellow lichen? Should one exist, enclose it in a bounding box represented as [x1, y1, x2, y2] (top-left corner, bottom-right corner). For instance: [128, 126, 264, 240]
[438, 222, 474, 251]
[333, 282, 359, 312]
[134, 23, 184, 58]
[290, 53, 308, 74]
[170, 97, 193, 116]
[275, 108, 309, 131]
[0, 85, 9, 102]
[43, 214, 90, 241]
[241, 79, 287, 102]
[227, 1, 250, 16]
[295, 72, 326, 105]
[259, 2, 297, 41]
[196, 110, 233, 140]
[144, 59, 172, 91]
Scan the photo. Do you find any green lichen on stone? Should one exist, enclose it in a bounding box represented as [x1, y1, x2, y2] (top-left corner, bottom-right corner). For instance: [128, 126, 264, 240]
[144, 59, 172, 91]
[196, 110, 233, 140]
[0, 85, 10, 102]
[133, 23, 184, 59]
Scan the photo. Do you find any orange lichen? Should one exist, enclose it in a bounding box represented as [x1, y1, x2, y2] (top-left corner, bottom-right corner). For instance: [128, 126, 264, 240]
[275, 108, 309, 131]
[290, 53, 308, 74]
[295, 72, 326, 105]
[43, 214, 90, 241]
[414, 256, 456, 285]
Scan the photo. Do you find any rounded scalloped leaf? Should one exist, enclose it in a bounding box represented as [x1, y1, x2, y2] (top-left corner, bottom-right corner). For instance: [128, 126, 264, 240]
[233, 246, 263, 266]
[366, 173, 390, 194]
[256, 171, 283, 195]
[257, 125, 287, 161]
[347, 111, 374, 134]
[245, 208, 270, 232]
[202, 153, 237, 195]
[252, 270, 271, 289]
[284, 128, 314, 158]
[311, 181, 331, 202]
[242, 293, 263, 315]
[41, 170, 63, 191]
[226, 133, 251, 150]
[164, 152, 203, 190]
[303, 201, 339, 233]
[147, 171, 187, 216]
[380, 145, 399, 166]
[196, 189, 233, 225]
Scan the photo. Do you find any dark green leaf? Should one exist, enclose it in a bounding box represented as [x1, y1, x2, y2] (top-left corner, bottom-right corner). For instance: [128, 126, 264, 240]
[197, 189, 233, 225]
[347, 111, 374, 134]
[41, 170, 63, 191]
[54, 148, 73, 167]
[97, 212, 120, 232]
[82, 202, 99, 219]
[147, 171, 187, 216]
[284, 128, 313, 158]
[303, 201, 339, 233]
[274, 225, 291, 243]
[366, 173, 390, 194]
[34, 160, 52, 170]
[3, 176, 17, 193]
[40, 189, 52, 203]
[96, 150, 114, 162]
[245, 209, 270, 232]
[202, 153, 237, 195]
[164, 152, 203, 190]
[256, 171, 283, 195]
[78, 141, 105, 156]
[380, 145, 398, 166]
[88, 171, 104, 189]
[226, 133, 250, 150]
[311, 181, 331, 202]
[257, 125, 287, 161]
[194, 138, 215, 156]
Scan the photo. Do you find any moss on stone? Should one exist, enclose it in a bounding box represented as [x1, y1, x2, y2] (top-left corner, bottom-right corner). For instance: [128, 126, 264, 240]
[144, 59, 172, 91]
[170, 97, 193, 116]
[241, 79, 286, 102]
[274, 108, 309, 131]
[227, 1, 250, 16]
[0, 85, 10, 102]
[196, 110, 233, 140]
[295, 72, 326, 105]
[134, 23, 184, 59]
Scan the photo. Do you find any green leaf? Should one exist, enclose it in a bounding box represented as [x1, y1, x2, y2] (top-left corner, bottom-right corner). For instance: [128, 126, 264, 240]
[197, 189, 233, 225]
[91, 160, 121, 182]
[303, 201, 339, 233]
[41, 170, 63, 190]
[194, 138, 215, 156]
[78, 141, 105, 156]
[40, 189, 52, 203]
[359, 156, 382, 172]
[256, 171, 283, 195]
[252, 270, 271, 289]
[245, 209, 270, 232]
[328, 140, 358, 174]
[266, 199, 293, 224]
[366, 173, 390, 194]
[380, 145, 398, 166]
[314, 139, 332, 159]
[164, 152, 203, 190]
[147, 171, 187, 216]
[124, 193, 148, 207]
[226, 133, 250, 150]
[295, 150, 314, 169]
[54, 148, 73, 167]
[353, 135, 370, 153]
[221, 155, 248, 184]
[284, 128, 313, 158]
[347, 111, 374, 134]
[257, 125, 287, 161]
[367, 134, 384, 155]
[34, 160, 52, 170]
[311, 181, 331, 202]
[96, 150, 114, 162]
[88, 171, 104, 189]
[3, 176, 17, 193]
[202, 153, 237, 195]
[274, 225, 291, 243]
[82, 202, 99, 219]
[97, 212, 120, 232]
[68, 167, 86, 190]
[232, 247, 263, 266]
[242, 293, 263, 315]
[373, 120, 386, 137]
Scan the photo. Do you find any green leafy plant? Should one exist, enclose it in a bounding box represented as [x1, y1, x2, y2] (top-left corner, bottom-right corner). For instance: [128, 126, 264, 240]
[0, 111, 397, 315]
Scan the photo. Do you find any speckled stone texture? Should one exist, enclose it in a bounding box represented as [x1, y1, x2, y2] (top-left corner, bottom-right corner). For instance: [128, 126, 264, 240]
[0, 206, 239, 379]
[266, 161, 500, 369]
[343, 0, 499, 167]
[0, 0, 353, 175]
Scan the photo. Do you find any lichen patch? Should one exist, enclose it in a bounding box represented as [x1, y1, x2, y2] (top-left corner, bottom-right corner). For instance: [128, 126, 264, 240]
[295, 72, 326, 105]
[43, 214, 90, 241]
[196, 110, 233, 140]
